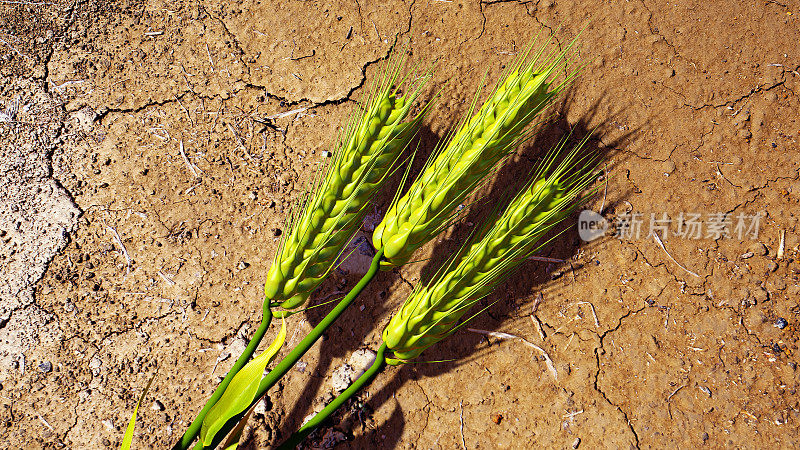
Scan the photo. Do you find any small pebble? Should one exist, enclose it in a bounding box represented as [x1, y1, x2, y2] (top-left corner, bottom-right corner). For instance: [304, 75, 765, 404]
[38, 361, 52, 373]
[740, 251, 754, 259]
[101, 419, 115, 431]
[776, 318, 788, 329]
[151, 400, 165, 411]
[321, 150, 331, 158]
[572, 437, 581, 449]
[491, 413, 503, 425]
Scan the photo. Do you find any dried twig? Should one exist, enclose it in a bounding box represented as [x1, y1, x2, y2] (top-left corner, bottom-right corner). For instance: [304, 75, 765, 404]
[184, 182, 202, 195]
[205, 43, 215, 72]
[157, 271, 176, 286]
[529, 292, 547, 340]
[0, 36, 26, 59]
[563, 332, 575, 351]
[554, 301, 601, 332]
[227, 122, 255, 162]
[50, 79, 87, 93]
[570, 301, 600, 328]
[667, 384, 687, 402]
[562, 410, 584, 418]
[530, 314, 547, 341]
[530, 292, 543, 313]
[527, 255, 566, 263]
[179, 140, 201, 177]
[211, 351, 231, 375]
[777, 229, 785, 259]
[652, 233, 700, 278]
[467, 328, 558, 381]
[106, 225, 131, 275]
[264, 107, 309, 121]
[38, 414, 55, 432]
[148, 127, 169, 141]
[312, 290, 346, 305]
[175, 95, 194, 127]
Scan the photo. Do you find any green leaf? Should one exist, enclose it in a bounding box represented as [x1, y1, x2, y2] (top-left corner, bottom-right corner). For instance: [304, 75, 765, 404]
[120, 371, 157, 450]
[200, 318, 287, 447]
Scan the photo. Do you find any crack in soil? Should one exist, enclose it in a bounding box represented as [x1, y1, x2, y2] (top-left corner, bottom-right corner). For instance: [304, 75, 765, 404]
[593, 306, 645, 448]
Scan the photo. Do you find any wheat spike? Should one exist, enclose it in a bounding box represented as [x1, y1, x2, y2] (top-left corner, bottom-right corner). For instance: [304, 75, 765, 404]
[382, 136, 598, 362]
[372, 38, 577, 268]
[265, 57, 431, 310]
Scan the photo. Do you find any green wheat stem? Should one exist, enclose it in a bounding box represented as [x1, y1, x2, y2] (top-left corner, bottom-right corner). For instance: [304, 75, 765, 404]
[176, 54, 429, 448]
[271, 139, 598, 448]
[173, 303, 273, 450]
[204, 249, 385, 449]
[278, 343, 388, 449]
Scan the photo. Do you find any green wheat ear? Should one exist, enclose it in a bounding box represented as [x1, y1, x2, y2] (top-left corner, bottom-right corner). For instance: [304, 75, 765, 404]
[382, 135, 599, 362]
[264, 54, 433, 310]
[372, 36, 579, 269]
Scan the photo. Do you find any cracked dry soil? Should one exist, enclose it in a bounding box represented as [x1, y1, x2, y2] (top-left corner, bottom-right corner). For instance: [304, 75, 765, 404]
[1, 0, 799, 448]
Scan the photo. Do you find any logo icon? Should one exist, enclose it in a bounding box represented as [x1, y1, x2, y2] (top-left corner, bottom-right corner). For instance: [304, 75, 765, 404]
[578, 210, 608, 242]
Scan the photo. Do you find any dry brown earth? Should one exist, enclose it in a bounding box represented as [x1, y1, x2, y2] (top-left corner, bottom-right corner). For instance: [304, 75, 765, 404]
[0, 0, 798, 448]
